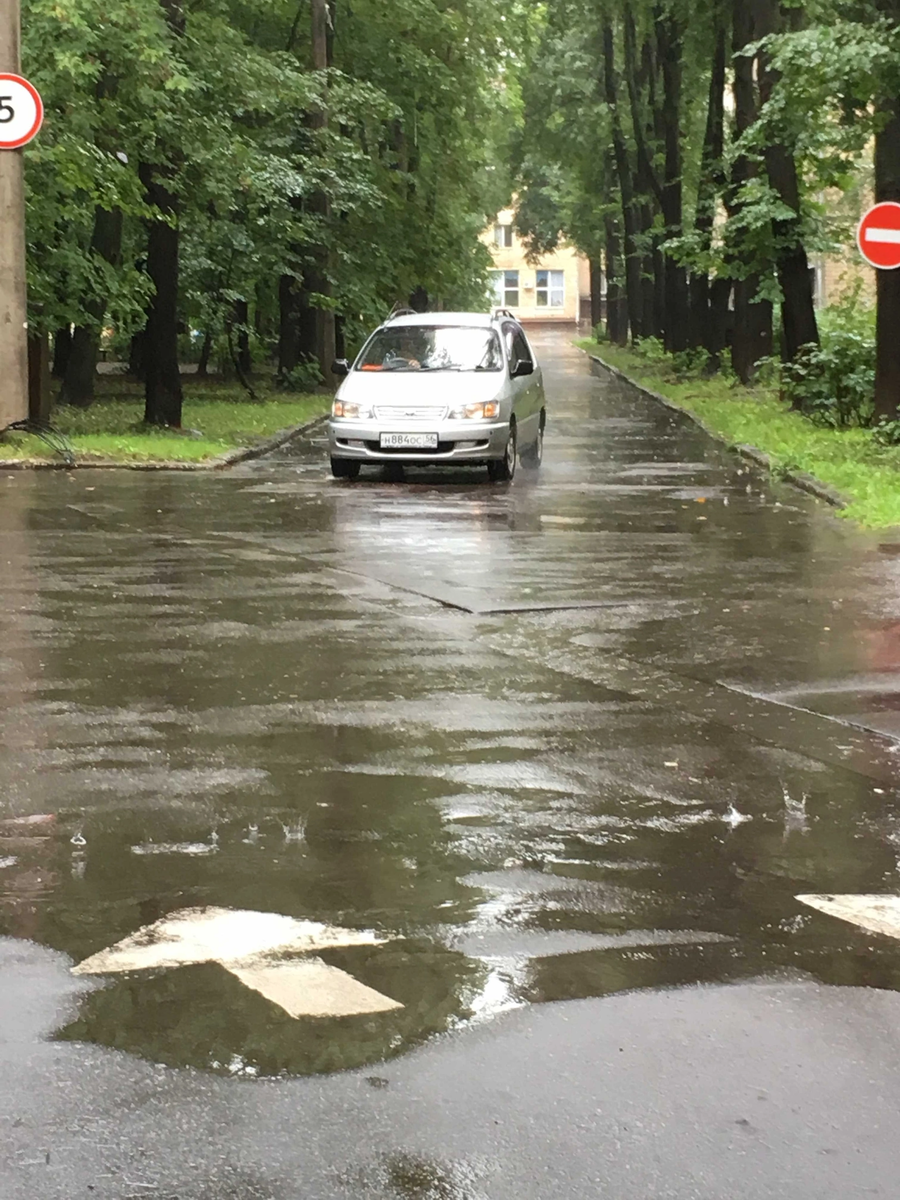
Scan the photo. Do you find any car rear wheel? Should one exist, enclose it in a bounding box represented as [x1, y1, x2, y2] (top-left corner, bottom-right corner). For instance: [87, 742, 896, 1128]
[520, 414, 544, 468]
[488, 422, 517, 483]
[331, 457, 360, 480]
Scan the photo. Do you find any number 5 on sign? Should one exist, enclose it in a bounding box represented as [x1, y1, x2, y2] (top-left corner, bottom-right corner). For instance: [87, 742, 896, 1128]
[0, 74, 43, 149]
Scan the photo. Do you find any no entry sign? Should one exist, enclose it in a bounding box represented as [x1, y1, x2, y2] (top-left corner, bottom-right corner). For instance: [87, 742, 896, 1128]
[858, 201, 900, 270]
[0, 74, 42, 149]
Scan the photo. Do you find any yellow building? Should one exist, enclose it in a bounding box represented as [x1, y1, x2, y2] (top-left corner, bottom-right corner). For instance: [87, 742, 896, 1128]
[482, 207, 591, 325]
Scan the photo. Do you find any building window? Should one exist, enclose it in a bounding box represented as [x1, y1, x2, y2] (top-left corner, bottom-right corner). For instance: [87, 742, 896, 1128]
[536, 269, 564, 308]
[494, 223, 513, 248]
[491, 269, 519, 308]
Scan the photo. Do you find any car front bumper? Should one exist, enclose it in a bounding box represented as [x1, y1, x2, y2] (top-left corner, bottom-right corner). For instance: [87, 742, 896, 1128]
[328, 419, 509, 462]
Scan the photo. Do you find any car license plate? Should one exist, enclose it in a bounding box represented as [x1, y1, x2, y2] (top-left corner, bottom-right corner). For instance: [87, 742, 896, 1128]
[380, 432, 438, 450]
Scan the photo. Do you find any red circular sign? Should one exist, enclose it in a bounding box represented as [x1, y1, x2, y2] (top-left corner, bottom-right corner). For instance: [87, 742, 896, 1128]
[858, 202, 900, 270]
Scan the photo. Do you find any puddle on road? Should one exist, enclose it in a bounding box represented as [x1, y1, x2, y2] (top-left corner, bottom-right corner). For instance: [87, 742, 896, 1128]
[5, 338, 900, 1079]
[340, 1151, 492, 1200]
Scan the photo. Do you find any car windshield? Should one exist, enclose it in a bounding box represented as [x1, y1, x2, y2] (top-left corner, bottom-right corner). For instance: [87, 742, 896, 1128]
[356, 325, 502, 372]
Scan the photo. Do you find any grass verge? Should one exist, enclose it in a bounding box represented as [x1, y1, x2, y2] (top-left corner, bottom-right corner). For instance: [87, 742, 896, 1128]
[577, 337, 900, 529]
[0, 377, 326, 465]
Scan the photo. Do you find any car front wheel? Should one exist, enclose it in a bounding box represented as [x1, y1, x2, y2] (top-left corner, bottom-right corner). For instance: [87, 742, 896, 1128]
[331, 457, 360, 480]
[521, 415, 544, 468]
[488, 422, 517, 483]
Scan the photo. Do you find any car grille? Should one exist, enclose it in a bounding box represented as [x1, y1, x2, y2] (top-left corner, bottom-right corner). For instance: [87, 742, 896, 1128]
[373, 405, 449, 422]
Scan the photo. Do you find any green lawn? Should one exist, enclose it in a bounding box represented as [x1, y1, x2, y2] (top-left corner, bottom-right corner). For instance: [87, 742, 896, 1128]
[0, 377, 326, 465]
[577, 338, 900, 529]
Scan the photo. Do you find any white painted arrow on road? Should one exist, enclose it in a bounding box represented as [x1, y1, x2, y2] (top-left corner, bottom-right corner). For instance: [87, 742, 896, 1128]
[797, 894, 900, 940]
[72, 906, 403, 1018]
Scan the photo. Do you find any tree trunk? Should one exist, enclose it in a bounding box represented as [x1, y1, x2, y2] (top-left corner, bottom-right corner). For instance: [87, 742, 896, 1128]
[604, 212, 627, 345]
[61, 327, 100, 409]
[140, 165, 183, 426]
[691, 7, 726, 352]
[874, 91, 900, 421]
[657, 12, 689, 352]
[623, 7, 664, 211]
[639, 237, 657, 339]
[28, 331, 50, 425]
[51, 326, 71, 379]
[128, 329, 146, 381]
[651, 236, 665, 339]
[196, 327, 213, 377]
[728, 0, 773, 382]
[278, 272, 300, 377]
[280, 0, 336, 385]
[753, 0, 818, 368]
[708, 276, 732, 366]
[59, 206, 123, 409]
[234, 297, 251, 374]
[140, 0, 184, 426]
[603, 22, 642, 342]
[589, 257, 604, 330]
[308, 0, 335, 388]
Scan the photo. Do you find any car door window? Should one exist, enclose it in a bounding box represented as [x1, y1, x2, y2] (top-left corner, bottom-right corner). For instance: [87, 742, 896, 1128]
[509, 328, 532, 374]
[503, 324, 531, 373]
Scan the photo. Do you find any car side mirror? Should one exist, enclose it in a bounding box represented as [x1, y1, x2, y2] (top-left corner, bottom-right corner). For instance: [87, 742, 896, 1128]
[511, 359, 534, 378]
[331, 358, 350, 377]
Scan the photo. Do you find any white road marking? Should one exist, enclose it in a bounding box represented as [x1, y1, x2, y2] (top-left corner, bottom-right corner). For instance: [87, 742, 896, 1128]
[230, 959, 402, 1017]
[797, 894, 900, 939]
[72, 906, 402, 1018]
[864, 228, 900, 245]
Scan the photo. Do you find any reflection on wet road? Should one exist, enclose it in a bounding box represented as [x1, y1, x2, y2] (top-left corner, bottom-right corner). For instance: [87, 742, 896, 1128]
[4, 331, 900, 1078]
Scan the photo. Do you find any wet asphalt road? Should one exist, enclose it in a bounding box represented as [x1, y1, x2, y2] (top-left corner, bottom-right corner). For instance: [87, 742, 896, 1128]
[5, 333, 900, 1196]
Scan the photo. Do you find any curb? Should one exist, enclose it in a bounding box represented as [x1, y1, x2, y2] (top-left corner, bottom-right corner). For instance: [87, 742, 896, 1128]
[0, 414, 328, 472]
[585, 350, 849, 511]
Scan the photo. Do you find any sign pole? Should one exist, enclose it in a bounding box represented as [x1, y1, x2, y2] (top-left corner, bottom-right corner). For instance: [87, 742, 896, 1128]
[873, 101, 900, 422]
[0, 0, 28, 431]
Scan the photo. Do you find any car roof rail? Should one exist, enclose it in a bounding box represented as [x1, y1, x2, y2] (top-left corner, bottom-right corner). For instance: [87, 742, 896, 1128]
[387, 304, 419, 319]
[491, 307, 520, 322]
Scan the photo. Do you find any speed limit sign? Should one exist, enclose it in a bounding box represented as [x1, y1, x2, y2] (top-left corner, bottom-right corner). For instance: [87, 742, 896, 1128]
[0, 74, 43, 149]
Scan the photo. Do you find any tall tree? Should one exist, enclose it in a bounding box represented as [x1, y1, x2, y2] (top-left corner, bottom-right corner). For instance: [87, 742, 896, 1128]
[140, 0, 185, 427]
[752, 0, 819, 365]
[727, 0, 773, 382]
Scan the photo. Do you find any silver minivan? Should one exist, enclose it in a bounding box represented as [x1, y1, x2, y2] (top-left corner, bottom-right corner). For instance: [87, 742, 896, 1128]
[327, 310, 545, 481]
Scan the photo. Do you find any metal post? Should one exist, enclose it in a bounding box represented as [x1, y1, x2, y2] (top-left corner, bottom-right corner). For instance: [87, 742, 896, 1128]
[0, 0, 27, 430]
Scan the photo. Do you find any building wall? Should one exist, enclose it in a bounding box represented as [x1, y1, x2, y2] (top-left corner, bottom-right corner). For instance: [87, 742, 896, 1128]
[811, 179, 876, 309]
[481, 208, 591, 324]
[813, 254, 875, 309]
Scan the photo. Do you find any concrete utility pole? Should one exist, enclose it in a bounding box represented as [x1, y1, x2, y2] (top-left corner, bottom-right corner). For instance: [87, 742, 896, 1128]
[0, 0, 27, 432]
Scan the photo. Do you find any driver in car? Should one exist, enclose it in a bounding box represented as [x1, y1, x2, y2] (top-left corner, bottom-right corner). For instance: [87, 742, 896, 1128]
[383, 330, 424, 370]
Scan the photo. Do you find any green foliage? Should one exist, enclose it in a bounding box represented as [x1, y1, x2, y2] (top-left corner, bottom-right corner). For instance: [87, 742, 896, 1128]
[781, 333, 875, 428]
[780, 297, 876, 428]
[277, 360, 324, 392]
[20, 0, 524, 359]
[873, 418, 900, 447]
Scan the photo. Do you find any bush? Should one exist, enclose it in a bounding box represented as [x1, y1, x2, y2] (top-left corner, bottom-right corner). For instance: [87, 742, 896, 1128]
[873, 418, 900, 447]
[780, 325, 875, 428]
[277, 358, 323, 391]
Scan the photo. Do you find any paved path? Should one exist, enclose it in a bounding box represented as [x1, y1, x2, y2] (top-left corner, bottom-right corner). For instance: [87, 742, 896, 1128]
[3, 332, 900, 1197]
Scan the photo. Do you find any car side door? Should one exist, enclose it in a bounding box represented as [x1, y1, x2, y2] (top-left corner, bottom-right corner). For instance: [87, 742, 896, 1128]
[506, 324, 539, 442]
[502, 323, 524, 421]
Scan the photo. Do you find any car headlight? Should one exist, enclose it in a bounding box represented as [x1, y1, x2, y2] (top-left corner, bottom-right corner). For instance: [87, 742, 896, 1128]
[449, 401, 500, 420]
[332, 400, 370, 419]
